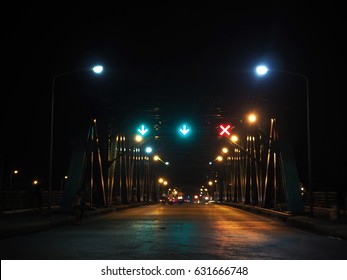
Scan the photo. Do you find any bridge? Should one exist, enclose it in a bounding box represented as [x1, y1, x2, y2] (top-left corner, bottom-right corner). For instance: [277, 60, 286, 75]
[59, 95, 304, 214]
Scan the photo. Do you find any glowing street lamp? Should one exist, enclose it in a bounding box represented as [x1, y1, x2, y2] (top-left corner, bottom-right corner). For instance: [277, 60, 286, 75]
[248, 113, 257, 124]
[61, 175, 68, 190]
[153, 155, 160, 161]
[158, 178, 168, 187]
[134, 134, 143, 143]
[231, 135, 239, 143]
[10, 170, 19, 189]
[158, 177, 168, 201]
[92, 65, 103, 74]
[153, 155, 169, 165]
[209, 155, 223, 165]
[48, 65, 103, 214]
[255, 64, 312, 216]
[145, 147, 153, 154]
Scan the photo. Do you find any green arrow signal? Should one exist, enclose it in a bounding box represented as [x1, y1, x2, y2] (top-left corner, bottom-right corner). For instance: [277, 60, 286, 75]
[179, 124, 190, 136]
[137, 125, 149, 136]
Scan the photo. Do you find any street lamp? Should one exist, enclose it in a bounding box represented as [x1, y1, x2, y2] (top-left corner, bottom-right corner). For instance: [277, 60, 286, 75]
[255, 65, 312, 216]
[153, 155, 169, 165]
[209, 155, 223, 165]
[48, 65, 103, 214]
[61, 175, 68, 191]
[158, 177, 168, 202]
[248, 113, 257, 124]
[145, 146, 153, 154]
[10, 170, 19, 189]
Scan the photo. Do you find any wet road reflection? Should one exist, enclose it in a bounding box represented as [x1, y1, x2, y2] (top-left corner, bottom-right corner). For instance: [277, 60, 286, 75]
[1, 203, 347, 259]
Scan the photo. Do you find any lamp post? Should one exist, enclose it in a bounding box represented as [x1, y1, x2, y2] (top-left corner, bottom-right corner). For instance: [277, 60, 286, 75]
[255, 65, 312, 216]
[48, 65, 103, 214]
[10, 170, 19, 190]
[156, 177, 168, 203]
[153, 155, 169, 166]
[61, 175, 68, 191]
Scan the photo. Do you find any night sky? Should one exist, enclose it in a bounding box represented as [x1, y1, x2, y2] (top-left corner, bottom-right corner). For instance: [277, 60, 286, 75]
[1, 3, 346, 193]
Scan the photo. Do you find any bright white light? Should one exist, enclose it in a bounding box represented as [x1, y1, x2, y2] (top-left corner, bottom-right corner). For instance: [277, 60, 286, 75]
[255, 65, 268, 75]
[92, 65, 103, 74]
[145, 147, 153, 153]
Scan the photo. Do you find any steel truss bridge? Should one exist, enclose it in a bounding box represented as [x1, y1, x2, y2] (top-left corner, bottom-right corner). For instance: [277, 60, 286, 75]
[60, 97, 304, 214]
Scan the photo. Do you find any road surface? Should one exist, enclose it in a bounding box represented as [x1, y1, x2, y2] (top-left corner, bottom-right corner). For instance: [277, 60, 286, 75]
[1, 203, 347, 259]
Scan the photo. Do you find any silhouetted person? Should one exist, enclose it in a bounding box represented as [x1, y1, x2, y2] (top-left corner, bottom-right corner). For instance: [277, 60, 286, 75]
[73, 189, 85, 224]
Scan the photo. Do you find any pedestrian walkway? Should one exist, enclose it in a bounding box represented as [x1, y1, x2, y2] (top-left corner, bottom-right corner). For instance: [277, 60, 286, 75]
[225, 202, 347, 240]
[0, 203, 149, 239]
[1, 203, 347, 240]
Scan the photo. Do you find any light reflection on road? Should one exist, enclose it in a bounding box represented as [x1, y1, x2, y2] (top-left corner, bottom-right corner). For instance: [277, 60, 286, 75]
[1, 203, 347, 260]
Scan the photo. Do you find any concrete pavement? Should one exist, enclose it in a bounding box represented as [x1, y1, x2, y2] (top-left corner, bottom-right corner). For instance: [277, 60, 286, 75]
[1, 202, 347, 240]
[0, 203, 150, 239]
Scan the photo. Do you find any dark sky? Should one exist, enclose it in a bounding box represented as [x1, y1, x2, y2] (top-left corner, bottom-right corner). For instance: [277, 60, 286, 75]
[1, 3, 346, 191]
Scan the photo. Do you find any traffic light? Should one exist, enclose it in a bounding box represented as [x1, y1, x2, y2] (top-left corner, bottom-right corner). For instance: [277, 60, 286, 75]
[178, 123, 191, 137]
[219, 124, 234, 136]
[136, 124, 149, 136]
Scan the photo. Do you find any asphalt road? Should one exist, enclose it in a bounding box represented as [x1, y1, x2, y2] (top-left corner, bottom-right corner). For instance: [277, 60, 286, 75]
[1, 203, 347, 260]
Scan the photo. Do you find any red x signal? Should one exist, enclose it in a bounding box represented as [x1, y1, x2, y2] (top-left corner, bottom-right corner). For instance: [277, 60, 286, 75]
[219, 124, 234, 136]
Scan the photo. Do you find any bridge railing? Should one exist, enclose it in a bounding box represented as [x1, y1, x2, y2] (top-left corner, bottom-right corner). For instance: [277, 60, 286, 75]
[303, 191, 338, 208]
[0, 191, 63, 212]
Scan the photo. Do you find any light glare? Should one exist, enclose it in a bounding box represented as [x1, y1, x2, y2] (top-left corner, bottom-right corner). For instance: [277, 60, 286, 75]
[248, 114, 257, 123]
[145, 147, 153, 153]
[256, 65, 268, 75]
[231, 135, 238, 142]
[92, 65, 103, 74]
[135, 135, 143, 142]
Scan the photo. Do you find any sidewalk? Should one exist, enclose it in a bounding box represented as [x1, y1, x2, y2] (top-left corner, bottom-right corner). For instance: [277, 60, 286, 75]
[223, 202, 347, 240]
[1, 203, 347, 240]
[0, 203, 150, 239]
